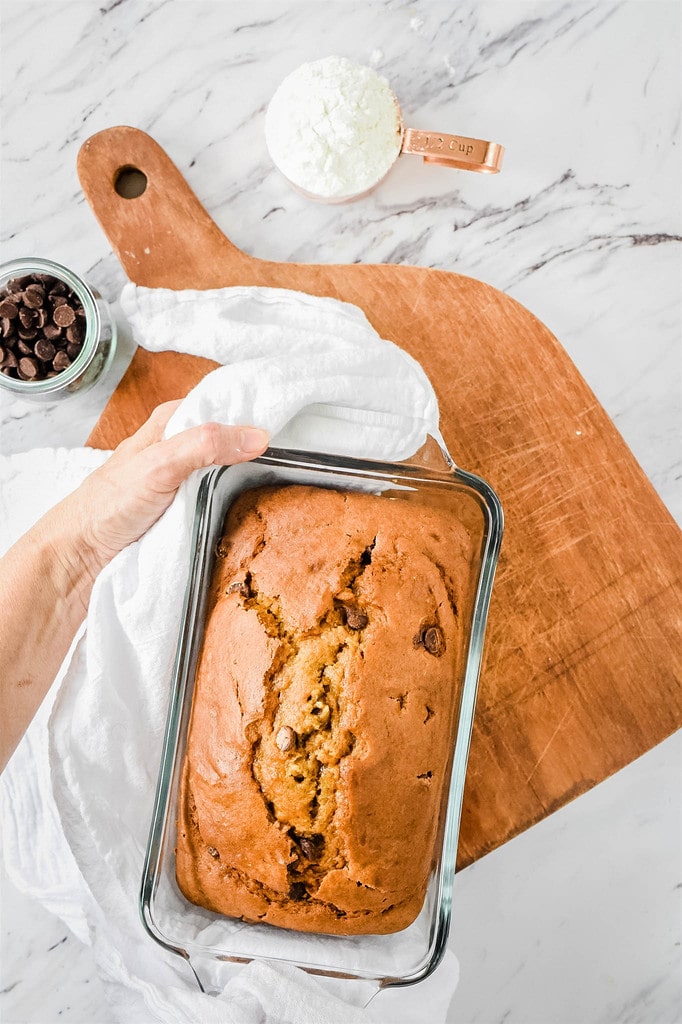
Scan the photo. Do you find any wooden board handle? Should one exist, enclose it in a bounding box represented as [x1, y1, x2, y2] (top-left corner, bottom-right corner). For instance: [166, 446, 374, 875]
[77, 126, 255, 288]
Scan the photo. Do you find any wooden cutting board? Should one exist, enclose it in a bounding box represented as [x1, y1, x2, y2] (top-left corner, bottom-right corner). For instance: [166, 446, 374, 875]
[79, 126, 682, 869]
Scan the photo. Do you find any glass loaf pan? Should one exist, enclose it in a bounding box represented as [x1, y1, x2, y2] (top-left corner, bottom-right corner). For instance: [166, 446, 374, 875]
[140, 444, 503, 991]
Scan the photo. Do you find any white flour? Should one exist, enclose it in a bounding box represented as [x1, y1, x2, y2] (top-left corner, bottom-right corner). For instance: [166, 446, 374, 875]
[265, 56, 402, 200]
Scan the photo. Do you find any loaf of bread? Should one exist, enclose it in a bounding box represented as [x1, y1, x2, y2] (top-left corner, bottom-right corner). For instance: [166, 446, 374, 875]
[176, 484, 473, 935]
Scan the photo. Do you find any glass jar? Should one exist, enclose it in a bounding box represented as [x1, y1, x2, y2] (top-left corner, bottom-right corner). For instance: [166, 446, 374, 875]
[0, 257, 116, 402]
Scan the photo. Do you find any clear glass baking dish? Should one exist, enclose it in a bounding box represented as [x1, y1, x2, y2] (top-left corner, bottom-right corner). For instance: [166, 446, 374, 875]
[140, 442, 502, 994]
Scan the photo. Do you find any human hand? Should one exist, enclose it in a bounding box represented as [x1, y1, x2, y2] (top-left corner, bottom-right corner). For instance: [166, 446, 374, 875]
[0, 403, 268, 770]
[56, 401, 269, 584]
[1, 402, 268, 771]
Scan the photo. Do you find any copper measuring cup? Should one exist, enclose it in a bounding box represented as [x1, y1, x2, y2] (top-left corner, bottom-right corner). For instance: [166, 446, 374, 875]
[267, 59, 504, 203]
[385, 88, 504, 182]
[287, 111, 504, 204]
[399, 125, 503, 175]
[296, 103, 503, 203]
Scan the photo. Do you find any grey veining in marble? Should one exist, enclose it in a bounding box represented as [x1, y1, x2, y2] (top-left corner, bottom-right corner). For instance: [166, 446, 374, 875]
[0, 2, 680, 1022]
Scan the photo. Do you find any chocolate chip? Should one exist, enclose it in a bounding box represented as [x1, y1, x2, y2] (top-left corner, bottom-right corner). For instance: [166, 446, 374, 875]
[299, 835, 323, 860]
[344, 605, 368, 630]
[206, 846, 220, 859]
[227, 579, 251, 597]
[23, 284, 45, 308]
[422, 626, 446, 657]
[288, 882, 309, 901]
[0, 271, 89, 385]
[18, 306, 38, 328]
[18, 356, 39, 379]
[35, 274, 58, 289]
[34, 339, 56, 362]
[53, 303, 75, 327]
[6, 277, 28, 292]
[65, 320, 83, 344]
[52, 350, 71, 372]
[275, 726, 297, 752]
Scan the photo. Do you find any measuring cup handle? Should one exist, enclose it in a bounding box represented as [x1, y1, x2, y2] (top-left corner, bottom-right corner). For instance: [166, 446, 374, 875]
[402, 128, 504, 173]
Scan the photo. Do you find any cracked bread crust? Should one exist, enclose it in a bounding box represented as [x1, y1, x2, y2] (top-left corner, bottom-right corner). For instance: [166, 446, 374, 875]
[176, 484, 472, 935]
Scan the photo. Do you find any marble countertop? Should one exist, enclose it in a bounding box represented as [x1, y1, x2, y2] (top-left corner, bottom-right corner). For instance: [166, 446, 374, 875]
[1, 2, 680, 1022]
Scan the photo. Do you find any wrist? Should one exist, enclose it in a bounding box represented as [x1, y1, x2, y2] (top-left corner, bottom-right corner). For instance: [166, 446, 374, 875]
[30, 498, 105, 618]
[0, 490, 104, 772]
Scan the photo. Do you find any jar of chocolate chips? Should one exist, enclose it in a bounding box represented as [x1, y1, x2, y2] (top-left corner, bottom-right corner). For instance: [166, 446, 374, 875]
[0, 258, 116, 401]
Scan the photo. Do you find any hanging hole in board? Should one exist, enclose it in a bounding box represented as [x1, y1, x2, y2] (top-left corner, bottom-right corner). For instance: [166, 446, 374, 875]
[114, 165, 148, 199]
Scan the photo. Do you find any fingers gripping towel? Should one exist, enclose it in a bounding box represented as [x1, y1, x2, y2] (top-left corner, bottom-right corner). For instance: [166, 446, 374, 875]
[0, 285, 457, 1023]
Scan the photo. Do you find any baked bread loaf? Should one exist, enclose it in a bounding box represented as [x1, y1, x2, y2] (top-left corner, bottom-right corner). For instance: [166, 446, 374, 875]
[176, 484, 473, 935]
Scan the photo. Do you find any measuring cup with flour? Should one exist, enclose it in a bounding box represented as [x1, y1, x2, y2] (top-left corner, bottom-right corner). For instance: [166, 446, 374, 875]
[265, 56, 504, 203]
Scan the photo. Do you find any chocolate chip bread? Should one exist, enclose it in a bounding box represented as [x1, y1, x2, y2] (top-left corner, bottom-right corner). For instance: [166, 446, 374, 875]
[176, 484, 473, 935]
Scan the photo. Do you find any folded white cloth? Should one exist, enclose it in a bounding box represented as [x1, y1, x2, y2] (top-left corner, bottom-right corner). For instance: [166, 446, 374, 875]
[0, 285, 457, 1024]
[120, 283, 442, 459]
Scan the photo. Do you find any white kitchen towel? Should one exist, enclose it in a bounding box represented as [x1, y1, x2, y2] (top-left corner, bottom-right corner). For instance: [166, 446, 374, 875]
[0, 285, 457, 1024]
[120, 282, 443, 459]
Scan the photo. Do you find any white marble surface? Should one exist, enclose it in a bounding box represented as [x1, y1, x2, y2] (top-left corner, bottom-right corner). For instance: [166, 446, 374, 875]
[0, 1, 680, 1022]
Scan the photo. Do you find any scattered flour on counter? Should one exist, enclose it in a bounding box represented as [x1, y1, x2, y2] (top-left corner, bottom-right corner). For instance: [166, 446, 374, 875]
[265, 56, 402, 200]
